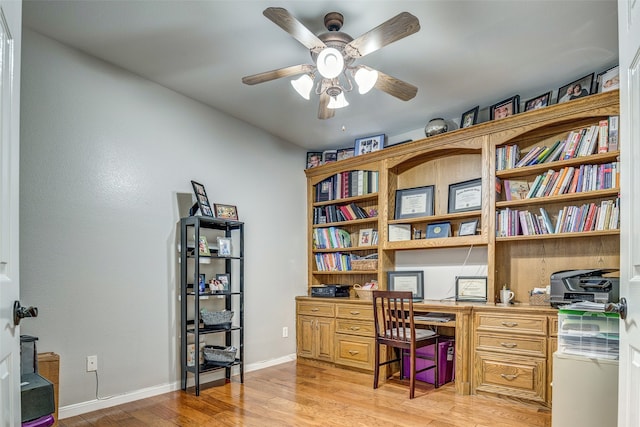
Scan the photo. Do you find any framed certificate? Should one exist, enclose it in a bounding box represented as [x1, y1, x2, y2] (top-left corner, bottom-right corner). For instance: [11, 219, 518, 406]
[455, 276, 487, 302]
[458, 219, 479, 236]
[395, 185, 435, 219]
[448, 178, 482, 213]
[388, 271, 424, 301]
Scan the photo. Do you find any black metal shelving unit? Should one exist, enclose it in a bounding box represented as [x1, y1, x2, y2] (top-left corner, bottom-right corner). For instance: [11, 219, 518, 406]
[180, 216, 244, 396]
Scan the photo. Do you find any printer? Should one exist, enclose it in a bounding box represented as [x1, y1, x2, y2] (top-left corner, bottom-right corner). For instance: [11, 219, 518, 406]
[550, 269, 619, 308]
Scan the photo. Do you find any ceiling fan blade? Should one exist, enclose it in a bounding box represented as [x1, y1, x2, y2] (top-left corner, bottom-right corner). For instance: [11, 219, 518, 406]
[374, 70, 418, 101]
[242, 64, 314, 85]
[344, 12, 420, 59]
[263, 7, 327, 53]
[318, 92, 335, 120]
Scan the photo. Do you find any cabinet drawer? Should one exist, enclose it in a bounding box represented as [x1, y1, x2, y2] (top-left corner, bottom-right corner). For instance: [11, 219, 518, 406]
[335, 319, 375, 337]
[336, 304, 373, 320]
[334, 334, 374, 371]
[476, 333, 546, 357]
[474, 351, 546, 404]
[297, 301, 335, 317]
[475, 313, 547, 336]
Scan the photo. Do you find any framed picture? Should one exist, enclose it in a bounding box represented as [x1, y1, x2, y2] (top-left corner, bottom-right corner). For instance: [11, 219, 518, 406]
[198, 236, 211, 256]
[358, 228, 373, 246]
[388, 271, 424, 301]
[322, 149, 337, 164]
[458, 219, 479, 236]
[388, 224, 411, 242]
[306, 151, 323, 168]
[490, 95, 520, 120]
[198, 274, 206, 293]
[596, 65, 619, 93]
[336, 147, 355, 161]
[455, 276, 488, 302]
[426, 222, 451, 239]
[394, 185, 435, 219]
[215, 273, 230, 291]
[217, 237, 232, 257]
[354, 134, 385, 156]
[191, 180, 214, 217]
[448, 178, 482, 213]
[214, 204, 238, 220]
[557, 73, 594, 103]
[523, 92, 551, 112]
[460, 106, 479, 128]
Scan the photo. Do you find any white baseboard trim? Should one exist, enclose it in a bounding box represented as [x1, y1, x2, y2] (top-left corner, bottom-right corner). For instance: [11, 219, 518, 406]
[59, 353, 297, 419]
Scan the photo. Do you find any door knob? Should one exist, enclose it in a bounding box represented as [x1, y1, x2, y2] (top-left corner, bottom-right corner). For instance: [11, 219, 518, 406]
[606, 297, 627, 320]
[13, 301, 38, 325]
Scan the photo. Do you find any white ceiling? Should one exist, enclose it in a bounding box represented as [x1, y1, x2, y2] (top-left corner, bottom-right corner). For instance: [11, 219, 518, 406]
[22, 0, 619, 150]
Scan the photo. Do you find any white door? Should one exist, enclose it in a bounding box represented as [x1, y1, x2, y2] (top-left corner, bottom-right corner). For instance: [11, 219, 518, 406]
[618, 1, 640, 426]
[0, 1, 21, 426]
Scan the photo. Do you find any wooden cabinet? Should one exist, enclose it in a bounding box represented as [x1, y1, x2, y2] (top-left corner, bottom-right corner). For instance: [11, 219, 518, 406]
[334, 303, 375, 370]
[296, 301, 335, 362]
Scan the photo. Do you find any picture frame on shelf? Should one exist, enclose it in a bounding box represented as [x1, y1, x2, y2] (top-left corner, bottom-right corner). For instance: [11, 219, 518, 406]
[354, 134, 385, 155]
[191, 180, 214, 217]
[217, 237, 232, 257]
[455, 276, 488, 302]
[394, 185, 435, 219]
[306, 151, 323, 168]
[198, 236, 211, 256]
[596, 65, 619, 93]
[358, 228, 374, 246]
[388, 224, 411, 242]
[322, 149, 337, 164]
[215, 273, 230, 291]
[489, 95, 520, 120]
[388, 271, 424, 301]
[198, 274, 206, 293]
[557, 73, 594, 103]
[524, 91, 552, 112]
[458, 219, 479, 236]
[214, 204, 238, 220]
[336, 147, 355, 161]
[426, 222, 451, 239]
[460, 106, 479, 128]
[448, 178, 482, 213]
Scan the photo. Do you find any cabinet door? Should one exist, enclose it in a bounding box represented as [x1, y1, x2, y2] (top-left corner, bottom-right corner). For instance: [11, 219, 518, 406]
[296, 315, 334, 361]
[297, 316, 316, 359]
[316, 317, 335, 362]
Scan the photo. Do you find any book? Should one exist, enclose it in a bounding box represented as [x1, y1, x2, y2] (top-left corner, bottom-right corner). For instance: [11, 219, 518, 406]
[515, 146, 543, 167]
[597, 119, 609, 153]
[539, 207, 555, 233]
[608, 115, 619, 151]
[546, 140, 566, 163]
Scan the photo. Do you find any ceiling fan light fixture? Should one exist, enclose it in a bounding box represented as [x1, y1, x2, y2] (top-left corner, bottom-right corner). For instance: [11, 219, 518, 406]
[291, 74, 314, 100]
[317, 47, 344, 79]
[327, 91, 349, 109]
[354, 67, 378, 94]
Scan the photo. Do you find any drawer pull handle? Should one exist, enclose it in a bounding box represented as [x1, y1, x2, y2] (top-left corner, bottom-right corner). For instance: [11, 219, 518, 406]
[311, 308, 319, 312]
[501, 321, 518, 327]
[350, 326, 361, 331]
[500, 342, 517, 348]
[348, 350, 359, 355]
[500, 373, 519, 381]
[350, 311, 361, 315]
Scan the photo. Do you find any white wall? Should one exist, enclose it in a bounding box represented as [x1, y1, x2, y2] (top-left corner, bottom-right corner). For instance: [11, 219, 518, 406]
[19, 29, 307, 409]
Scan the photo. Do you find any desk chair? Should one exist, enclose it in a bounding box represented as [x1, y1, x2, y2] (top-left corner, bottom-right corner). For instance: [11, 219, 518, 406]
[372, 290, 439, 399]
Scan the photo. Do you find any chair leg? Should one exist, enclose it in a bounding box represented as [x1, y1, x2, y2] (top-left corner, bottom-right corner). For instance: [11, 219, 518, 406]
[373, 342, 380, 389]
[434, 339, 439, 389]
[409, 349, 416, 399]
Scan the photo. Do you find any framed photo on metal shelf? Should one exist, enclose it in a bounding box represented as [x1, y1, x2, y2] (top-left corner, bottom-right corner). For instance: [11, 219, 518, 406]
[524, 91, 551, 112]
[191, 180, 214, 217]
[394, 185, 435, 219]
[490, 95, 520, 120]
[214, 203, 238, 220]
[388, 271, 424, 301]
[557, 73, 594, 103]
[460, 106, 479, 128]
[354, 134, 385, 156]
[458, 219, 479, 236]
[455, 276, 487, 302]
[217, 237, 232, 257]
[448, 178, 482, 213]
[215, 273, 230, 291]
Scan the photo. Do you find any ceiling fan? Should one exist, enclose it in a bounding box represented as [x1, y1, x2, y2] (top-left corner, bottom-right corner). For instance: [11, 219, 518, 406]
[242, 7, 420, 120]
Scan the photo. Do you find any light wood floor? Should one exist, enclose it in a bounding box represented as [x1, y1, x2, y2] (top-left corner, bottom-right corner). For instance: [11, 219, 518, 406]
[58, 360, 551, 426]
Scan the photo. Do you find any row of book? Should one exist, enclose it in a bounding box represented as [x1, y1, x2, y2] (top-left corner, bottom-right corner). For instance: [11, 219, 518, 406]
[502, 161, 619, 201]
[312, 202, 374, 224]
[496, 116, 619, 170]
[313, 227, 352, 249]
[315, 170, 379, 202]
[314, 252, 353, 271]
[496, 198, 619, 236]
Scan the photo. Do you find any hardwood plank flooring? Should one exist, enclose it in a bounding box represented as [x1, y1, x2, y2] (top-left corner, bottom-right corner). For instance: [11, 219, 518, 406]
[58, 360, 551, 426]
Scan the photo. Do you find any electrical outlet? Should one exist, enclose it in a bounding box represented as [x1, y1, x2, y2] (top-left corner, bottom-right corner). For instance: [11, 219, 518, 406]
[87, 355, 98, 372]
[282, 327, 288, 338]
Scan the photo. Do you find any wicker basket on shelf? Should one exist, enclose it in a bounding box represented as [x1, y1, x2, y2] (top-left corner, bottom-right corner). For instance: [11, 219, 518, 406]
[200, 309, 234, 329]
[353, 283, 378, 300]
[351, 259, 378, 271]
[202, 345, 237, 364]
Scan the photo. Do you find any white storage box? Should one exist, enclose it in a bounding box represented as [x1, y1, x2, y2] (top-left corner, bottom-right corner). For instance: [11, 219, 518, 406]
[558, 309, 619, 359]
